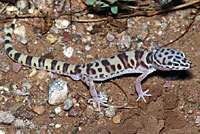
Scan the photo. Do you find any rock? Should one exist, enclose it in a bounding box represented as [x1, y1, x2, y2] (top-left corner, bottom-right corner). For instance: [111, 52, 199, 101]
[0, 111, 15, 124]
[13, 110, 33, 120]
[12, 63, 22, 73]
[54, 107, 62, 114]
[32, 105, 46, 115]
[112, 114, 121, 124]
[106, 33, 115, 42]
[48, 78, 68, 105]
[68, 108, 78, 117]
[14, 25, 26, 38]
[63, 98, 73, 111]
[104, 106, 116, 118]
[46, 34, 57, 44]
[117, 34, 132, 52]
[55, 18, 70, 29]
[0, 61, 11, 73]
[63, 47, 74, 58]
[13, 119, 25, 129]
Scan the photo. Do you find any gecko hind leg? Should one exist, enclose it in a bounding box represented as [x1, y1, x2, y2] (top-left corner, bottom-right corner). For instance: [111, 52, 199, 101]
[81, 75, 109, 111]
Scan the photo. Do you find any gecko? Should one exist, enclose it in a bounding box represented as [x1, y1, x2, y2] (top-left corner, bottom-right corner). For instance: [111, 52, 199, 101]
[4, 10, 192, 110]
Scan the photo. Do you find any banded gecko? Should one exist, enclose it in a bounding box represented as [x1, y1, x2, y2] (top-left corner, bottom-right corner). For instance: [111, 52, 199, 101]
[4, 11, 192, 110]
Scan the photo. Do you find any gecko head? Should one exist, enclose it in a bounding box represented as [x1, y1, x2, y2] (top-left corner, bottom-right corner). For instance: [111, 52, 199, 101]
[152, 48, 192, 71]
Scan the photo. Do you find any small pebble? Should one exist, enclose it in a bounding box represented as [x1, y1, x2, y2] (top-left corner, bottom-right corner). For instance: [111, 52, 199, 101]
[55, 123, 62, 128]
[13, 119, 25, 129]
[85, 45, 91, 51]
[198, 104, 200, 110]
[104, 106, 116, 118]
[8, 102, 23, 112]
[29, 68, 37, 77]
[0, 111, 15, 124]
[163, 82, 171, 88]
[187, 109, 193, 115]
[187, 98, 196, 104]
[85, 105, 94, 118]
[49, 123, 55, 127]
[112, 114, 121, 124]
[68, 108, 78, 117]
[55, 18, 70, 29]
[0, 61, 11, 73]
[13, 110, 33, 120]
[55, 107, 62, 114]
[12, 63, 22, 73]
[63, 98, 73, 111]
[63, 47, 74, 58]
[49, 113, 56, 118]
[22, 82, 32, 90]
[18, 37, 28, 45]
[16, 0, 27, 10]
[48, 78, 68, 105]
[6, 6, 18, 12]
[46, 34, 57, 44]
[195, 116, 200, 126]
[0, 130, 5, 134]
[0, 50, 4, 56]
[117, 34, 132, 52]
[106, 33, 115, 42]
[14, 25, 26, 38]
[32, 105, 46, 115]
[62, 32, 71, 42]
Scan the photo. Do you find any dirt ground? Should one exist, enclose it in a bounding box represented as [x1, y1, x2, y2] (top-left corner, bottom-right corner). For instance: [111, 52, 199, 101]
[0, 0, 200, 134]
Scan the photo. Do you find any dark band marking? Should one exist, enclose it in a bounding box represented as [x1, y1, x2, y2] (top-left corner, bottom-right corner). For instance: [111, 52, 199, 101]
[33, 63, 37, 67]
[117, 53, 131, 69]
[57, 65, 60, 70]
[130, 59, 135, 66]
[140, 61, 148, 69]
[10, 23, 15, 30]
[170, 50, 175, 54]
[63, 63, 70, 73]
[38, 57, 46, 68]
[51, 60, 58, 70]
[105, 67, 110, 73]
[135, 51, 144, 61]
[6, 32, 12, 38]
[86, 63, 93, 74]
[25, 55, 33, 66]
[74, 65, 81, 74]
[95, 62, 99, 67]
[5, 39, 11, 45]
[6, 47, 13, 54]
[101, 60, 110, 66]
[164, 52, 169, 55]
[14, 53, 21, 61]
[110, 56, 115, 59]
[168, 56, 173, 59]
[99, 74, 104, 78]
[146, 52, 152, 64]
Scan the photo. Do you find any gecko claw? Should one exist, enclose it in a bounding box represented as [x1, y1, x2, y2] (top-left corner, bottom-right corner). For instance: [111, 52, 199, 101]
[88, 97, 109, 111]
[136, 89, 152, 102]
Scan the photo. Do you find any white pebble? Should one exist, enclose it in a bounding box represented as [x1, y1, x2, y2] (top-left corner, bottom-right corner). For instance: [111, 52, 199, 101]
[63, 47, 74, 58]
[55, 123, 62, 128]
[6, 6, 18, 12]
[55, 18, 70, 29]
[14, 25, 26, 38]
[0, 111, 15, 124]
[55, 107, 62, 114]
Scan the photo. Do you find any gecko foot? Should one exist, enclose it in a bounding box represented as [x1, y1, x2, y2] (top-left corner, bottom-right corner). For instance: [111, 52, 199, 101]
[136, 89, 152, 103]
[88, 97, 109, 111]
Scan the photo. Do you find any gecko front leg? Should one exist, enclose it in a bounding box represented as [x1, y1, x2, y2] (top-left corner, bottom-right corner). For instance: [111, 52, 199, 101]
[135, 69, 155, 102]
[81, 75, 109, 111]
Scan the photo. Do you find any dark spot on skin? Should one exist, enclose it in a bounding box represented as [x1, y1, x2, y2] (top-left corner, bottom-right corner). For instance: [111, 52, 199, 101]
[167, 48, 171, 51]
[130, 59, 135, 66]
[105, 67, 110, 73]
[70, 70, 73, 74]
[99, 74, 104, 78]
[158, 54, 162, 58]
[168, 62, 172, 65]
[98, 68, 102, 72]
[162, 57, 166, 65]
[34, 63, 37, 67]
[110, 56, 115, 59]
[111, 65, 116, 71]
[170, 50, 175, 54]
[95, 76, 98, 79]
[168, 56, 173, 59]
[164, 52, 169, 55]
[101, 60, 110, 66]
[82, 64, 86, 68]
[95, 62, 99, 67]
[91, 68, 96, 74]
[175, 56, 181, 59]
[20, 61, 23, 64]
[10, 23, 15, 30]
[57, 65, 60, 70]
[161, 49, 165, 53]
[117, 64, 122, 70]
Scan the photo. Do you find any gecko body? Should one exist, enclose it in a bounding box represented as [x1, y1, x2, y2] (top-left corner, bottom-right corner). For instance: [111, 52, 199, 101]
[4, 11, 192, 110]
